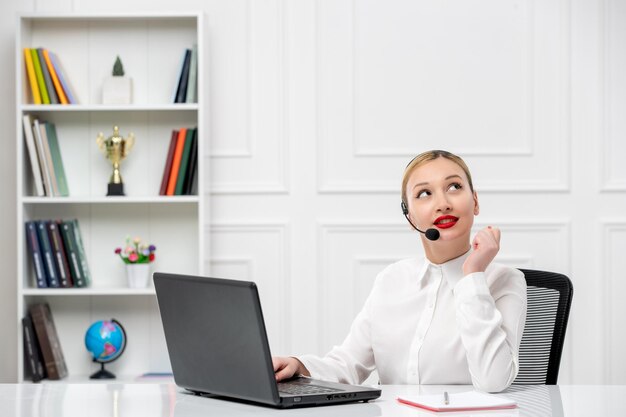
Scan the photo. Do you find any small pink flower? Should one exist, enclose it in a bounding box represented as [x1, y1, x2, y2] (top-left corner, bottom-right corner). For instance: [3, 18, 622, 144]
[125, 246, 133, 254]
[114, 248, 122, 254]
[128, 253, 138, 262]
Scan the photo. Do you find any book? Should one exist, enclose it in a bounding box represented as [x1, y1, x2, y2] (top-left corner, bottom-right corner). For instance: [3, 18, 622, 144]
[37, 48, 59, 105]
[23, 48, 41, 104]
[185, 44, 198, 103]
[29, 303, 68, 380]
[36, 220, 60, 288]
[45, 123, 69, 196]
[37, 121, 60, 196]
[182, 128, 198, 195]
[32, 118, 53, 196]
[72, 219, 91, 287]
[172, 49, 188, 103]
[397, 391, 517, 412]
[22, 315, 46, 382]
[49, 52, 77, 104]
[159, 130, 178, 195]
[175, 128, 195, 195]
[59, 220, 84, 288]
[47, 221, 73, 288]
[166, 128, 187, 195]
[175, 49, 191, 103]
[30, 48, 49, 104]
[25, 221, 48, 288]
[42, 49, 68, 105]
[22, 114, 45, 196]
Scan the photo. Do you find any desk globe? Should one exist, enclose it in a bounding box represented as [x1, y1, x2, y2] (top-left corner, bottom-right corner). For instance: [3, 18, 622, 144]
[84, 319, 127, 379]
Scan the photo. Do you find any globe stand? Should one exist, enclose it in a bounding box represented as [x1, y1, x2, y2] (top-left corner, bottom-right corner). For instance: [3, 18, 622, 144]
[90, 362, 116, 379]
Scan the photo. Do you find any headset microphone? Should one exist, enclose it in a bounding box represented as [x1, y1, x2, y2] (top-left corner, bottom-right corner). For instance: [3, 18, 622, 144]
[400, 201, 440, 241]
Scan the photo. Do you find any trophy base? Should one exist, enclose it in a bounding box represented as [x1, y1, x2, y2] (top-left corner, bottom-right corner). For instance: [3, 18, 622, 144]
[107, 183, 125, 196]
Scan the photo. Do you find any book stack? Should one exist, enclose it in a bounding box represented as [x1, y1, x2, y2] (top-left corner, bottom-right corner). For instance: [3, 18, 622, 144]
[25, 219, 92, 289]
[172, 44, 198, 103]
[159, 127, 198, 195]
[22, 303, 68, 381]
[22, 115, 69, 197]
[23, 47, 77, 105]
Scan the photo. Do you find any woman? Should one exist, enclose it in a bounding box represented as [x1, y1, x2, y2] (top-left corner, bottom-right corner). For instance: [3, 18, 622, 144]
[273, 150, 527, 393]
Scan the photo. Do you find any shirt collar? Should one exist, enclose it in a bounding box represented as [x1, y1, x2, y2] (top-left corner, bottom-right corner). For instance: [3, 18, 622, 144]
[418, 249, 472, 289]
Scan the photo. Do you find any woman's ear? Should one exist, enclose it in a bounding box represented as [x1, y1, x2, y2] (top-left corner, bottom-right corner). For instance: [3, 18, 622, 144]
[473, 191, 480, 215]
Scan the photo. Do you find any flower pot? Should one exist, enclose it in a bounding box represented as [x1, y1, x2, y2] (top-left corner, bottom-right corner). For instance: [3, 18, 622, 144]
[126, 263, 150, 288]
[103, 76, 133, 105]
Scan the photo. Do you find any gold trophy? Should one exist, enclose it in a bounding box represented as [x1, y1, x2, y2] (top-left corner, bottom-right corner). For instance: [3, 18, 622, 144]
[96, 126, 135, 196]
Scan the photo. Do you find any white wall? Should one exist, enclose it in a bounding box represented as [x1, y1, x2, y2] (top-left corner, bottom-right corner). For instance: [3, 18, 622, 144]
[1, 0, 624, 384]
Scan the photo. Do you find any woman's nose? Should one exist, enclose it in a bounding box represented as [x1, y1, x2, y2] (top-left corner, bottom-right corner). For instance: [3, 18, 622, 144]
[435, 193, 452, 212]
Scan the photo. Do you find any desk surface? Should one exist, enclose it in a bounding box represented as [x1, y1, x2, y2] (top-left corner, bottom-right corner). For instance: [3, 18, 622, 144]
[3, 383, 625, 417]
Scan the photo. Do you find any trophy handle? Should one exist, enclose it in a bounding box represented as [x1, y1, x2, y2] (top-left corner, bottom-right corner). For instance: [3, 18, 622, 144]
[96, 132, 107, 156]
[124, 133, 135, 157]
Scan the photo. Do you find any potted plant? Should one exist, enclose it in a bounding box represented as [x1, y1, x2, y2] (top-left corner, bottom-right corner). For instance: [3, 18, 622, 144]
[102, 56, 133, 104]
[115, 236, 156, 288]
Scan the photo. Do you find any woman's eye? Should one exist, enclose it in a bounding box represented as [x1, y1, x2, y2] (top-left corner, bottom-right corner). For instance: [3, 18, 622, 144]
[416, 190, 430, 199]
[448, 183, 462, 191]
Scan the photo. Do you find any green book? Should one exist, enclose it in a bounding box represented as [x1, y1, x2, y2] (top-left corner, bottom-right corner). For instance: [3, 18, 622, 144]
[45, 123, 69, 196]
[59, 220, 84, 287]
[175, 128, 196, 195]
[31, 49, 50, 104]
[72, 219, 91, 287]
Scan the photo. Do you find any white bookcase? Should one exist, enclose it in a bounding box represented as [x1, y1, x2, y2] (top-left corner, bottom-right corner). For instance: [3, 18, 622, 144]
[15, 13, 205, 382]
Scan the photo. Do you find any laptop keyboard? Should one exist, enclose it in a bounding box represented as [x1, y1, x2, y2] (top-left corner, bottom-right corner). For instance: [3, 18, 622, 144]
[278, 381, 343, 395]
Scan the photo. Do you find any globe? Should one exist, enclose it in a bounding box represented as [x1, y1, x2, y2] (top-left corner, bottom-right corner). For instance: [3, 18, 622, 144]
[84, 319, 127, 379]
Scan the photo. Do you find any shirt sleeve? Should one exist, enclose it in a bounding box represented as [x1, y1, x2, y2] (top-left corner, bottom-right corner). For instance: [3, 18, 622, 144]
[296, 285, 377, 385]
[452, 265, 527, 392]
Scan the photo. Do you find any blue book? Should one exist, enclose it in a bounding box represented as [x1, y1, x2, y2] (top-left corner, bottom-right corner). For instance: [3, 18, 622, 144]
[25, 221, 48, 288]
[49, 52, 76, 104]
[36, 220, 60, 288]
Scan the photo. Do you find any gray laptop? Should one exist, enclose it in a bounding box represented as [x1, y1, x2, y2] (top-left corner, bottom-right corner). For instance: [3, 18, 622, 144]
[153, 273, 381, 408]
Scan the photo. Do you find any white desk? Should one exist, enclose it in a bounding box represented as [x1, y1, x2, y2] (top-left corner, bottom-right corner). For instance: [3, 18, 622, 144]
[3, 383, 625, 417]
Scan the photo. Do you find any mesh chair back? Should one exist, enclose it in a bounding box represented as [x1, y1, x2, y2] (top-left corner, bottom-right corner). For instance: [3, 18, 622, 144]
[513, 269, 573, 385]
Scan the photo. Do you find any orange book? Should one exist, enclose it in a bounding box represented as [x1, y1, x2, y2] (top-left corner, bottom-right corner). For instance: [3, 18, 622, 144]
[166, 128, 187, 195]
[42, 49, 68, 105]
[23, 48, 41, 104]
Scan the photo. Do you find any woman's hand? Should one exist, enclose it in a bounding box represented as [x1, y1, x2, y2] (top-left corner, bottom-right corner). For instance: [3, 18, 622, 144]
[272, 356, 310, 382]
[462, 226, 501, 275]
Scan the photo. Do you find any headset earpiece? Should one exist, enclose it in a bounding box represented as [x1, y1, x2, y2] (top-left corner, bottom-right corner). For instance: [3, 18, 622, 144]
[400, 201, 408, 215]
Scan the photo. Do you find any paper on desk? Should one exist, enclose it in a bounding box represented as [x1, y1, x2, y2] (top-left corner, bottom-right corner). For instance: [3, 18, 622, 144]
[397, 390, 517, 412]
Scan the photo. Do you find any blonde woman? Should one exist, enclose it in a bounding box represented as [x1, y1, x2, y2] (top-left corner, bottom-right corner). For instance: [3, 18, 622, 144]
[273, 150, 527, 393]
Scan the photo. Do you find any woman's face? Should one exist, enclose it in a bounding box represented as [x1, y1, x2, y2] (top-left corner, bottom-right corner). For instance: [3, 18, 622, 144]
[405, 157, 479, 243]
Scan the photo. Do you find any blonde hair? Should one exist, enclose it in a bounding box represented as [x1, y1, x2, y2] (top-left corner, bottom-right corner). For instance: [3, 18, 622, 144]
[401, 150, 474, 207]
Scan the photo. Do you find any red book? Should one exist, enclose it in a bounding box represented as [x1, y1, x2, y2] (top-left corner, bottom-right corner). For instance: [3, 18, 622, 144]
[159, 130, 178, 195]
[166, 128, 187, 196]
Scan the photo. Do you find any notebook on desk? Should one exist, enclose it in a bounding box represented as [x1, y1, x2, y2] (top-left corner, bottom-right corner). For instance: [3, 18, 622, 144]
[153, 273, 381, 408]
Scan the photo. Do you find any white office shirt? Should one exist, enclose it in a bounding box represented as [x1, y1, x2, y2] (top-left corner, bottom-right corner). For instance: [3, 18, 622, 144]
[298, 250, 527, 392]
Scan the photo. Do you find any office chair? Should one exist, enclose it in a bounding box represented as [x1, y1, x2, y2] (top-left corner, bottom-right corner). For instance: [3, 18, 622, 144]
[512, 269, 573, 385]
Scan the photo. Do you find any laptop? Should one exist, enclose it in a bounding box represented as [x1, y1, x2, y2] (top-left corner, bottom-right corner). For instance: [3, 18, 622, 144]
[153, 273, 382, 408]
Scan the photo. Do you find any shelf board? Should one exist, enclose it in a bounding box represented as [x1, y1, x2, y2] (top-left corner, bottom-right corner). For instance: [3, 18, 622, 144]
[21, 104, 198, 112]
[22, 288, 156, 296]
[21, 196, 199, 204]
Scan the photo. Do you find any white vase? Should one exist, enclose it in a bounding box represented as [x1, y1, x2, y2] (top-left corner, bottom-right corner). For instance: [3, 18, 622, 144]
[102, 76, 133, 105]
[126, 263, 150, 288]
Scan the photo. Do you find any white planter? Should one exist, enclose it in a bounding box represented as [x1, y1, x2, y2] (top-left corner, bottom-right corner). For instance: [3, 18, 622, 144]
[103, 76, 133, 105]
[126, 263, 150, 288]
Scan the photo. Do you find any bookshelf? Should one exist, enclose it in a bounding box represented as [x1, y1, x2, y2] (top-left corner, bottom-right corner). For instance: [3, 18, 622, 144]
[15, 13, 205, 382]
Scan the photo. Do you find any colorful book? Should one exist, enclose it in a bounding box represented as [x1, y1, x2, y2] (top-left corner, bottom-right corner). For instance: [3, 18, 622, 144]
[25, 221, 47, 288]
[31, 48, 49, 104]
[47, 221, 72, 288]
[37, 48, 59, 105]
[22, 315, 46, 382]
[185, 44, 198, 103]
[175, 128, 195, 195]
[159, 130, 178, 195]
[23, 48, 41, 104]
[72, 219, 91, 287]
[59, 220, 84, 288]
[182, 129, 198, 195]
[42, 49, 68, 105]
[22, 114, 45, 196]
[49, 52, 77, 104]
[38, 121, 59, 196]
[45, 123, 69, 196]
[32, 118, 53, 196]
[175, 49, 191, 103]
[36, 220, 60, 288]
[29, 303, 68, 380]
[166, 128, 187, 195]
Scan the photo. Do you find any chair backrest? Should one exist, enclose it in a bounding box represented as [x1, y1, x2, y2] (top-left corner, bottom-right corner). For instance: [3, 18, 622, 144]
[513, 269, 573, 385]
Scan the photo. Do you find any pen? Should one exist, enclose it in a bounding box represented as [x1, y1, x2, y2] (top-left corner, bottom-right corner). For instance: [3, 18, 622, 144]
[444, 391, 449, 405]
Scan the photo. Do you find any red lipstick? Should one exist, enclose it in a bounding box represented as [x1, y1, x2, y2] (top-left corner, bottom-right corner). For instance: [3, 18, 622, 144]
[434, 215, 458, 229]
